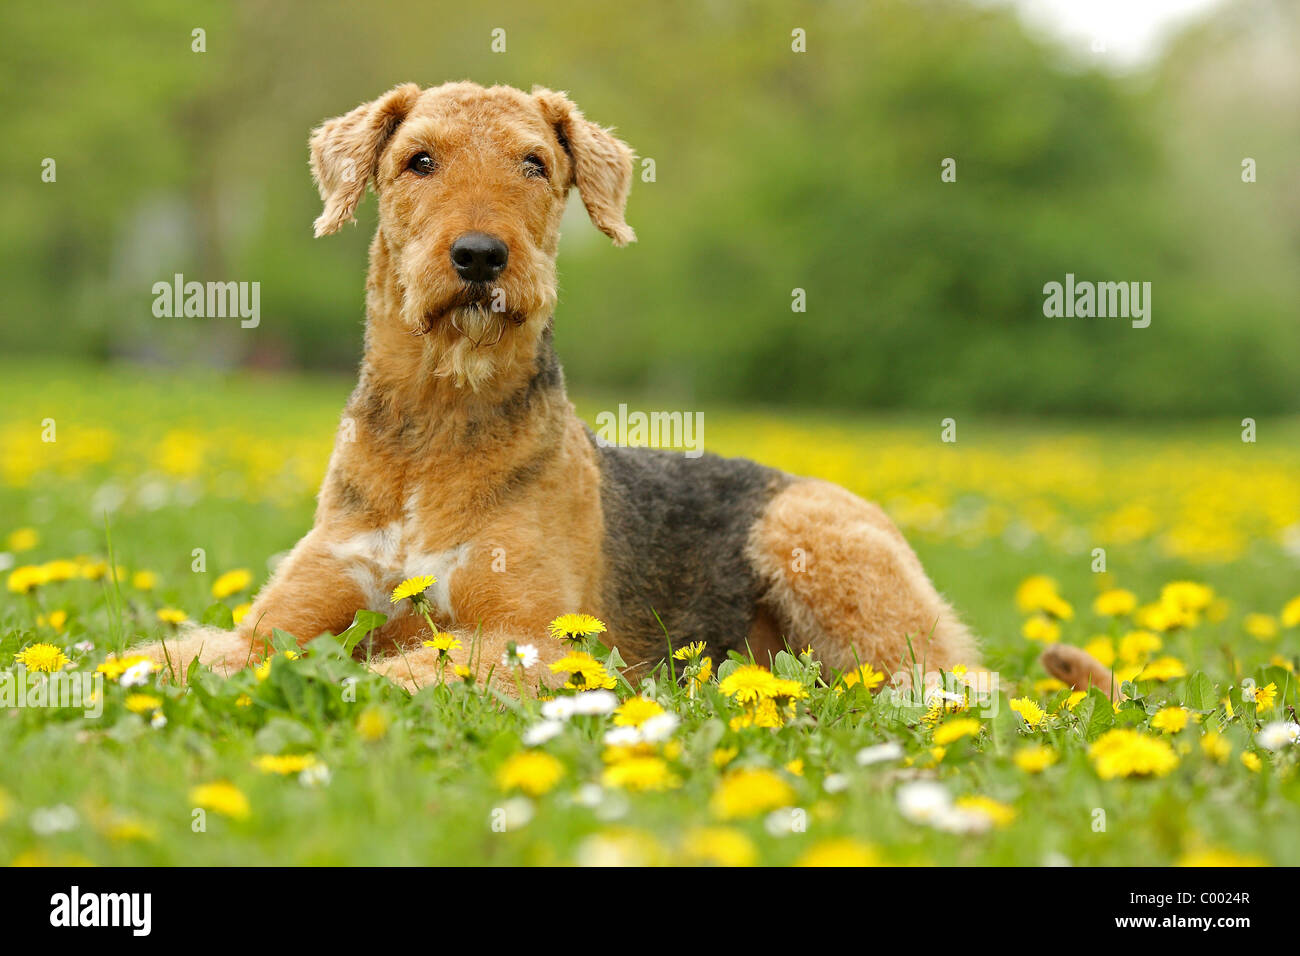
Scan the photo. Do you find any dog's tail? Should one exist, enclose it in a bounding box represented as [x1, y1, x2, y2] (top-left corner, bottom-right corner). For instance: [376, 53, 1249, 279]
[1039, 643, 1125, 700]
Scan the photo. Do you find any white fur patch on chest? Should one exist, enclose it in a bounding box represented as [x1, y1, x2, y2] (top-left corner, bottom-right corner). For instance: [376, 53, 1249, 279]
[328, 518, 469, 622]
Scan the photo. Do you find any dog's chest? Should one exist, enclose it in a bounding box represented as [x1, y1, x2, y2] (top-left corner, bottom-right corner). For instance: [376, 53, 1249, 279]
[327, 494, 469, 620]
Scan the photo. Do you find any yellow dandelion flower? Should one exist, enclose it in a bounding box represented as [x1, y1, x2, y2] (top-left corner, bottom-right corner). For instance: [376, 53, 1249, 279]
[1034, 677, 1068, 698]
[124, 693, 162, 714]
[1118, 630, 1161, 664]
[719, 664, 782, 702]
[1015, 575, 1062, 615]
[1021, 615, 1060, 644]
[838, 663, 885, 692]
[1176, 848, 1266, 867]
[497, 751, 564, 795]
[796, 838, 880, 867]
[712, 747, 738, 768]
[235, 694, 253, 707]
[189, 781, 250, 820]
[1151, 707, 1189, 734]
[42, 560, 79, 583]
[105, 818, 156, 843]
[453, 664, 474, 683]
[1063, 690, 1088, 711]
[1281, 595, 1300, 628]
[613, 695, 665, 727]
[7, 528, 39, 552]
[1082, 635, 1117, 669]
[711, 768, 795, 820]
[253, 753, 318, 775]
[254, 657, 272, 682]
[933, 718, 981, 746]
[1241, 751, 1262, 772]
[689, 656, 713, 697]
[421, 632, 461, 654]
[131, 570, 158, 591]
[6, 565, 49, 594]
[1009, 697, 1047, 729]
[212, 568, 253, 599]
[1244, 614, 1279, 641]
[729, 697, 789, 730]
[673, 641, 706, 661]
[1014, 744, 1057, 773]
[784, 759, 804, 776]
[955, 795, 1016, 828]
[390, 574, 435, 605]
[1138, 656, 1187, 682]
[38, 609, 68, 632]
[356, 706, 390, 741]
[681, 827, 758, 867]
[1248, 681, 1278, 713]
[156, 607, 188, 625]
[547, 613, 607, 642]
[1093, 588, 1137, 617]
[1089, 729, 1179, 779]
[602, 756, 680, 791]
[15, 643, 70, 673]
[548, 651, 617, 690]
[96, 654, 159, 681]
[78, 560, 109, 581]
[1161, 581, 1214, 615]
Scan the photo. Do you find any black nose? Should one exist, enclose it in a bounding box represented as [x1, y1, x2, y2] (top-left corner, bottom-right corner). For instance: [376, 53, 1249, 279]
[449, 232, 508, 283]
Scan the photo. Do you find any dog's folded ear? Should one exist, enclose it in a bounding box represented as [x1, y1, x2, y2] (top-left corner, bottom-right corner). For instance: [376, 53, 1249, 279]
[309, 83, 422, 237]
[533, 88, 636, 247]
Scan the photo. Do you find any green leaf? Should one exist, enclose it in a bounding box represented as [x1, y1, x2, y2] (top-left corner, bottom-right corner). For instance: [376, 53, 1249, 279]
[1182, 671, 1217, 711]
[201, 602, 234, 629]
[337, 610, 388, 655]
[254, 717, 314, 754]
[1084, 688, 1116, 738]
[773, 650, 802, 679]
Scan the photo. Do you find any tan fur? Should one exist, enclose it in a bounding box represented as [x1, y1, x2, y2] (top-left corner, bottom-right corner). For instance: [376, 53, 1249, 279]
[1039, 644, 1124, 699]
[748, 480, 979, 675]
[135, 81, 980, 695]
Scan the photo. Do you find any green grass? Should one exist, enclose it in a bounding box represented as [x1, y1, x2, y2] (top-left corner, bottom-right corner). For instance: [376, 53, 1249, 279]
[1, 360, 1298, 866]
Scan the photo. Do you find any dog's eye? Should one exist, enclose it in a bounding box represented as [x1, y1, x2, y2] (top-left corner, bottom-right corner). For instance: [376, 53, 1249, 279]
[407, 152, 437, 176]
[522, 153, 547, 179]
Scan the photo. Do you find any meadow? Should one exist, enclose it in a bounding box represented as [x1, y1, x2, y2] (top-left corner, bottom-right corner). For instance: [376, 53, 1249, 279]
[2, 360, 1298, 866]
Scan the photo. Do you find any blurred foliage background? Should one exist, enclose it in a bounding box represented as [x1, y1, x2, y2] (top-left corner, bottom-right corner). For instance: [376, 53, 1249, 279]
[2, 0, 1297, 417]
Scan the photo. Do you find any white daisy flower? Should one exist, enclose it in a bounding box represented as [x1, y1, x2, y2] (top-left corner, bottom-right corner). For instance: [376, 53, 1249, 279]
[30, 805, 78, 836]
[639, 712, 679, 743]
[571, 689, 618, 715]
[503, 643, 540, 669]
[299, 763, 332, 788]
[1257, 721, 1300, 751]
[823, 772, 851, 793]
[523, 719, 565, 746]
[121, 661, 158, 688]
[856, 741, 904, 766]
[540, 696, 578, 721]
[603, 726, 642, 747]
[896, 780, 951, 824]
[150, 712, 167, 729]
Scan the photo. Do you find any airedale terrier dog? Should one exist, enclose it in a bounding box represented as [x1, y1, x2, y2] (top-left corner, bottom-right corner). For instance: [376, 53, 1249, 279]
[140, 80, 1093, 696]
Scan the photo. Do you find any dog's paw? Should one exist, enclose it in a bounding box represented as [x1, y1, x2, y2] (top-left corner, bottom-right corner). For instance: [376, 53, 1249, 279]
[134, 627, 256, 682]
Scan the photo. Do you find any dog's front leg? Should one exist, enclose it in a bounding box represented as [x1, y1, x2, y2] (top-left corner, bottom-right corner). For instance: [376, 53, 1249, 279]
[369, 628, 575, 696]
[138, 529, 369, 679]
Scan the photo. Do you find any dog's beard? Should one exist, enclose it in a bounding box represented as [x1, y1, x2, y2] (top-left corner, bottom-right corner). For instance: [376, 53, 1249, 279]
[402, 293, 518, 392]
[435, 304, 507, 391]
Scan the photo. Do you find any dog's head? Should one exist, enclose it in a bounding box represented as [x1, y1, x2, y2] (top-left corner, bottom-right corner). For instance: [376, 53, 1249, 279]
[309, 82, 634, 388]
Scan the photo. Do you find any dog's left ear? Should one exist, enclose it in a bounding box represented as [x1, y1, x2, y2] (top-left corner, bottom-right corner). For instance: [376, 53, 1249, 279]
[533, 88, 636, 247]
[309, 83, 422, 237]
